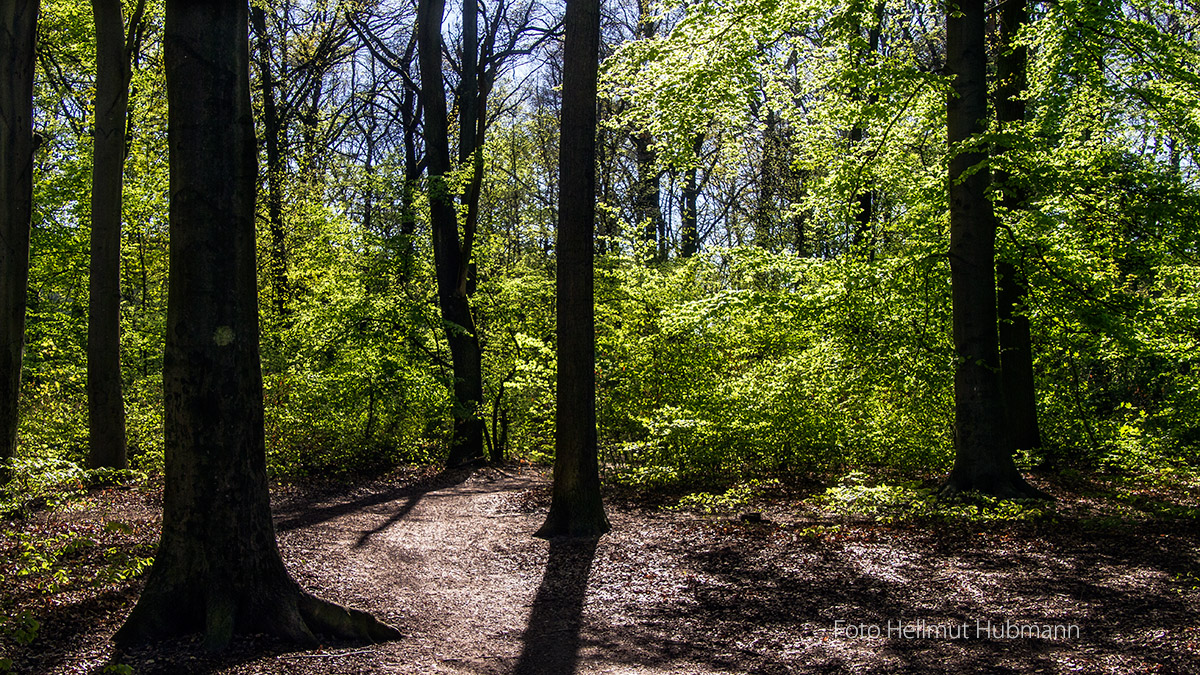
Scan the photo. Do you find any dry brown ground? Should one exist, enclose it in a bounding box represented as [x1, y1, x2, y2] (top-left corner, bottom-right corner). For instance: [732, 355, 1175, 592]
[2, 465, 1199, 674]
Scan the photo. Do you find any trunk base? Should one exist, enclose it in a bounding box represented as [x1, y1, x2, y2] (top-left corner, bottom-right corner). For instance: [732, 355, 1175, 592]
[114, 584, 401, 650]
[535, 504, 611, 539]
[940, 469, 1051, 501]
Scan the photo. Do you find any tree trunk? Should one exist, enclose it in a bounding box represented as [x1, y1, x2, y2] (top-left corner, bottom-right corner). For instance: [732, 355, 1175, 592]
[88, 0, 144, 470]
[994, 0, 1041, 454]
[418, 0, 485, 466]
[852, 2, 883, 257]
[632, 0, 663, 260]
[633, 131, 663, 259]
[114, 0, 400, 648]
[535, 0, 610, 539]
[0, 0, 38, 480]
[680, 172, 699, 258]
[943, 0, 1041, 498]
[250, 6, 289, 321]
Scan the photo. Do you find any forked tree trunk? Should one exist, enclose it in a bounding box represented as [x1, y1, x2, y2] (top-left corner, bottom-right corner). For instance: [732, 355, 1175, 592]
[418, 0, 485, 466]
[994, 0, 1042, 454]
[0, 0, 38, 481]
[88, 0, 144, 470]
[114, 0, 400, 649]
[943, 0, 1042, 498]
[535, 0, 610, 539]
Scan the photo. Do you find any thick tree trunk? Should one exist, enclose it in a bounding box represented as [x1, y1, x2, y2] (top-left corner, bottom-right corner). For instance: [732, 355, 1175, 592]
[114, 1, 400, 648]
[88, 0, 142, 470]
[535, 0, 610, 539]
[994, 0, 1041, 453]
[418, 0, 485, 466]
[943, 0, 1041, 498]
[0, 0, 38, 480]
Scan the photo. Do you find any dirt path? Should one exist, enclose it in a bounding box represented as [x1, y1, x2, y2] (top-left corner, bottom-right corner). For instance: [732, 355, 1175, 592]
[8, 467, 1200, 674]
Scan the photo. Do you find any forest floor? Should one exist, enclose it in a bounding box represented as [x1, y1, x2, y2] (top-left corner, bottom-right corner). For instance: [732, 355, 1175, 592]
[2, 464, 1199, 674]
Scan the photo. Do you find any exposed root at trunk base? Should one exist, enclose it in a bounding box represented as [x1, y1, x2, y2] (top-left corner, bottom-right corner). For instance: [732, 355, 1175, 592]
[114, 586, 402, 651]
[297, 592, 403, 643]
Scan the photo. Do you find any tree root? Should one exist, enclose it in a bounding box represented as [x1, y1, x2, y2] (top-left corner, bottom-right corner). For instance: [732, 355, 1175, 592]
[115, 585, 401, 651]
[297, 592, 403, 643]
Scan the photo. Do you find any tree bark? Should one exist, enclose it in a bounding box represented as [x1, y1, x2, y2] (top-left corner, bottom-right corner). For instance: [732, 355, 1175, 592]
[943, 0, 1041, 498]
[994, 0, 1041, 454]
[114, 0, 400, 648]
[88, 0, 144, 470]
[418, 0, 485, 466]
[536, 0, 610, 539]
[0, 0, 38, 480]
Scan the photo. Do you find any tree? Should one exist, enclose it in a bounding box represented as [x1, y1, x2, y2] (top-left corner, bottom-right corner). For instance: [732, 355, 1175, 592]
[114, 0, 400, 648]
[0, 0, 38, 481]
[87, 0, 147, 471]
[249, 3, 289, 321]
[993, 0, 1041, 455]
[535, 0, 609, 539]
[943, 0, 1041, 498]
[417, 0, 486, 465]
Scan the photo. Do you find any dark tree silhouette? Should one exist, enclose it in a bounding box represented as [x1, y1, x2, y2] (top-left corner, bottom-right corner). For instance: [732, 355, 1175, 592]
[943, 0, 1042, 498]
[0, 0, 38, 481]
[994, 0, 1042, 456]
[418, 0, 486, 465]
[536, 0, 610, 538]
[88, 0, 146, 470]
[114, 0, 400, 649]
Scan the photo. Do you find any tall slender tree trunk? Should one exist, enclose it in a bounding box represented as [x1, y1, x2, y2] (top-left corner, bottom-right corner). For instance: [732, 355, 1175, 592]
[88, 0, 145, 470]
[418, 0, 485, 465]
[250, 5, 289, 321]
[399, 81, 421, 281]
[994, 0, 1041, 454]
[680, 134, 703, 258]
[115, 0, 400, 648]
[633, 131, 663, 258]
[943, 0, 1041, 498]
[0, 0, 38, 481]
[632, 0, 663, 260]
[849, 2, 882, 258]
[536, 0, 610, 539]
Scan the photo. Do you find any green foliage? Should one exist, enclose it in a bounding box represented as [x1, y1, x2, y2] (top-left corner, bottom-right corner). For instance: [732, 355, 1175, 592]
[673, 478, 780, 514]
[1, 524, 153, 594]
[592, 245, 954, 478]
[810, 471, 1056, 524]
[0, 611, 39, 648]
[0, 458, 143, 518]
